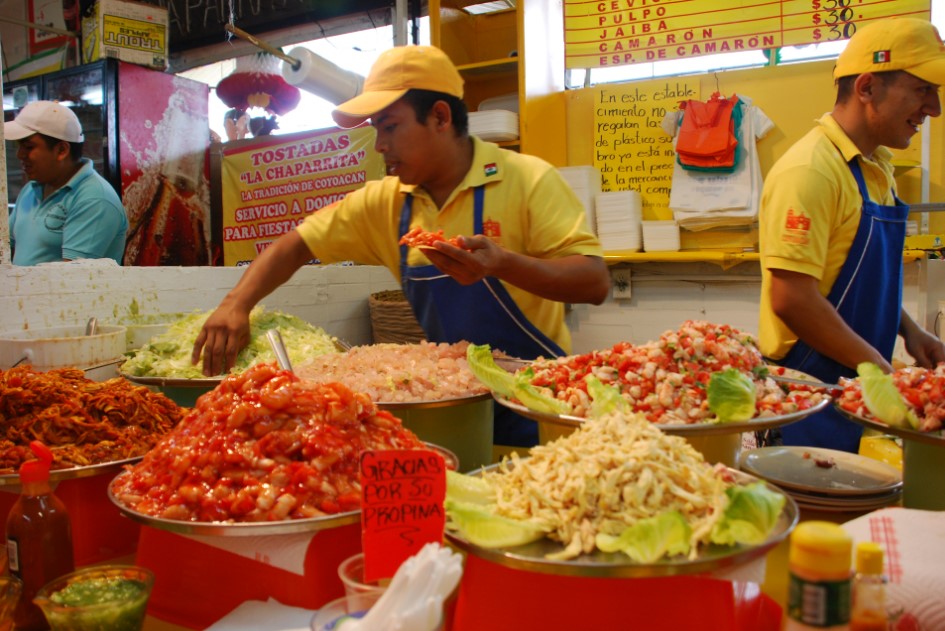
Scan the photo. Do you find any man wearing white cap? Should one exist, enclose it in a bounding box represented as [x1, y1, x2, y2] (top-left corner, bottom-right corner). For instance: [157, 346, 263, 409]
[193, 45, 610, 448]
[759, 17, 945, 451]
[5, 100, 127, 265]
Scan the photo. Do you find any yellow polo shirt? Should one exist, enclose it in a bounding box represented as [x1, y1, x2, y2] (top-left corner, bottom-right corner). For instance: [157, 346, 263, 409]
[296, 136, 602, 353]
[758, 113, 897, 359]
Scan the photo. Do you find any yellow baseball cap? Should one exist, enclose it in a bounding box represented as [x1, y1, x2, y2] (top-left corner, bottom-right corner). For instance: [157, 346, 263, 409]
[834, 17, 945, 85]
[332, 45, 464, 129]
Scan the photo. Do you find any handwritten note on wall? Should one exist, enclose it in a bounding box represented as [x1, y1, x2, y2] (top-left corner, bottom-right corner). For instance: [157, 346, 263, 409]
[593, 79, 699, 220]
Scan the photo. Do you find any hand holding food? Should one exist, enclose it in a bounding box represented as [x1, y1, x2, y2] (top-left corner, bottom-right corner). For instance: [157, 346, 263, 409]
[399, 227, 464, 249]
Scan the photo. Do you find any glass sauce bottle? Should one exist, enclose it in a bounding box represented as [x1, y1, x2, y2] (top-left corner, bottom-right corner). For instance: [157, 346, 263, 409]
[6, 441, 75, 630]
[850, 542, 888, 631]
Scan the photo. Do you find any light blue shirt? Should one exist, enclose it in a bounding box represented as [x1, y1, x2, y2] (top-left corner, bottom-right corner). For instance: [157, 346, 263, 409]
[10, 158, 128, 265]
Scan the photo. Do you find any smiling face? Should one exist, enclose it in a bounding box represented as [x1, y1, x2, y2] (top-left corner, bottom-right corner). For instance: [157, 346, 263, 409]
[867, 71, 942, 150]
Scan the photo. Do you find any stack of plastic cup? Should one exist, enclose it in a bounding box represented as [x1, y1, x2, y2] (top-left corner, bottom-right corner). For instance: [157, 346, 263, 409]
[337, 553, 388, 610]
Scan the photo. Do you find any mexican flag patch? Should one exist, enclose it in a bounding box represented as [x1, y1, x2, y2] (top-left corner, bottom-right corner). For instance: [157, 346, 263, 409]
[873, 50, 891, 64]
[484, 163, 498, 176]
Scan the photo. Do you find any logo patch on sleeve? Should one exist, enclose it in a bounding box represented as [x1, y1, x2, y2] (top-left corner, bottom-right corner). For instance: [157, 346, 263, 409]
[782, 208, 811, 245]
[483, 218, 501, 239]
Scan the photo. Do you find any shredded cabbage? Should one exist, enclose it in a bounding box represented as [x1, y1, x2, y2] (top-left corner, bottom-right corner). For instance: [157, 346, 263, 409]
[122, 307, 339, 378]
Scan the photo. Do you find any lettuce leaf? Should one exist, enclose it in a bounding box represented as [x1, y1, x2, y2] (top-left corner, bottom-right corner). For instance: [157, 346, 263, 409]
[586, 375, 631, 418]
[857, 362, 920, 430]
[446, 470, 495, 505]
[707, 368, 757, 423]
[465, 343, 516, 399]
[595, 511, 691, 563]
[466, 344, 572, 415]
[709, 482, 785, 546]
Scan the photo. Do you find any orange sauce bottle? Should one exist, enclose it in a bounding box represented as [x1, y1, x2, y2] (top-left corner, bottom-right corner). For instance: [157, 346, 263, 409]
[5, 441, 75, 630]
[850, 542, 888, 631]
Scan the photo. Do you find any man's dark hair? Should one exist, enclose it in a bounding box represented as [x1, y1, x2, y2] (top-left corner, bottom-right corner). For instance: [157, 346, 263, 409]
[402, 89, 469, 136]
[38, 133, 84, 162]
[835, 70, 905, 104]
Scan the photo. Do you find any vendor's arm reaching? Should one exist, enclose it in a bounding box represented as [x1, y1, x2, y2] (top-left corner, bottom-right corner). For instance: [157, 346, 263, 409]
[192, 230, 608, 376]
[192, 231, 312, 376]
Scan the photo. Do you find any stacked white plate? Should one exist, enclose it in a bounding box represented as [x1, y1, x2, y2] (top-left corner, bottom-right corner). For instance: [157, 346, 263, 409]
[558, 166, 602, 235]
[739, 446, 903, 513]
[469, 110, 519, 142]
[594, 191, 642, 251]
[641, 220, 681, 252]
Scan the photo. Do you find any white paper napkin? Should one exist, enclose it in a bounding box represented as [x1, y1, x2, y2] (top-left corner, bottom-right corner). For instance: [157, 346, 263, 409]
[205, 597, 314, 631]
[842, 507, 945, 630]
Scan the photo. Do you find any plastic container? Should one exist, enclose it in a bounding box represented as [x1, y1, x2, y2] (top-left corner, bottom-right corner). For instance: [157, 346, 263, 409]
[310, 592, 383, 631]
[850, 542, 887, 631]
[338, 553, 387, 608]
[115, 312, 187, 351]
[379, 398, 494, 473]
[785, 521, 852, 630]
[0, 325, 126, 372]
[33, 565, 154, 631]
[6, 442, 75, 631]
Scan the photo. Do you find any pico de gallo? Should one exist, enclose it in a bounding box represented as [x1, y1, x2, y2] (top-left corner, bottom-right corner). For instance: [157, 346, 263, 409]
[516, 320, 826, 425]
[838, 364, 945, 433]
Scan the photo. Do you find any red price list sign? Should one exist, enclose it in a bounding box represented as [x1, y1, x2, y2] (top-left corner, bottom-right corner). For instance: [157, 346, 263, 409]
[359, 449, 447, 583]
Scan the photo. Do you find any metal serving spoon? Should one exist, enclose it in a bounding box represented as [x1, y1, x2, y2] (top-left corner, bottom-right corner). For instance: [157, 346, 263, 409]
[266, 329, 293, 372]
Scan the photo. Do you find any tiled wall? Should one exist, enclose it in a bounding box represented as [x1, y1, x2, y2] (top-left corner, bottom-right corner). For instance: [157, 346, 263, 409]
[2, 258, 938, 363]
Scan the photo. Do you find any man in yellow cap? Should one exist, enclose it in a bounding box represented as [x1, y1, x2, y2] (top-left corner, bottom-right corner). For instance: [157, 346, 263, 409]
[193, 45, 609, 447]
[758, 17, 945, 451]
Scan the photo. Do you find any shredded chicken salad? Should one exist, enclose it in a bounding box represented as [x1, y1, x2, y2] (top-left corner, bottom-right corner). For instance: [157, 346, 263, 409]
[481, 412, 732, 561]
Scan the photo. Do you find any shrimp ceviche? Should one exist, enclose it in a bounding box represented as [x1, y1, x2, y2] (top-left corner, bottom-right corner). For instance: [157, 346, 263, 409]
[515, 320, 826, 425]
[838, 364, 945, 433]
[112, 363, 426, 522]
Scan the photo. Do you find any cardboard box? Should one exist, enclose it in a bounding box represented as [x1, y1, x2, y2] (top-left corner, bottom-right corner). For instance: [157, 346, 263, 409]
[82, 0, 168, 69]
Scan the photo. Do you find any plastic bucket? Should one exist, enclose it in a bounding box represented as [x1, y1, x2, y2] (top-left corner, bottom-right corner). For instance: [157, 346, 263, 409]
[0, 325, 126, 371]
[382, 398, 494, 473]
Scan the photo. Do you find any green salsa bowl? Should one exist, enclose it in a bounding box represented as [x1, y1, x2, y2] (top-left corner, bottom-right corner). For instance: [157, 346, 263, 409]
[33, 565, 154, 631]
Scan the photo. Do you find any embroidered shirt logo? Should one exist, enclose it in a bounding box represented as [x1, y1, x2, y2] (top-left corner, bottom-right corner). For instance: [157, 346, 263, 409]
[483, 218, 501, 239]
[783, 208, 811, 245]
[484, 163, 498, 177]
[873, 50, 891, 64]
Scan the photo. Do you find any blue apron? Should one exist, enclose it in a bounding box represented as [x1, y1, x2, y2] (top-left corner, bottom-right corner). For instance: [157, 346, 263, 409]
[778, 158, 908, 453]
[399, 186, 565, 446]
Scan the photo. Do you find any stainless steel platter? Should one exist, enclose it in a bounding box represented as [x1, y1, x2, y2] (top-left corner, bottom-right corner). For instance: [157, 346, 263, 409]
[834, 404, 945, 447]
[119, 372, 225, 388]
[0, 457, 141, 487]
[445, 467, 798, 578]
[107, 442, 458, 537]
[495, 395, 830, 437]
[739, 446, 902, 496]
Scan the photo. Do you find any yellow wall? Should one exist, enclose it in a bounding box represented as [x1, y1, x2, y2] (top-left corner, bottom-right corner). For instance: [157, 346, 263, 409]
[563, 59, 945, 237]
